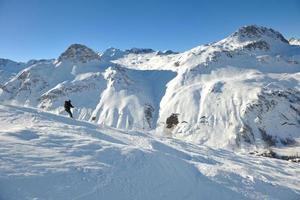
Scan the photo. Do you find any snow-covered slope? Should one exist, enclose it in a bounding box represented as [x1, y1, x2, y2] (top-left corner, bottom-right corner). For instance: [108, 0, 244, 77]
[156, 25, 300, 149]
[0, 104, 299, 200]
[0, 58, 54, 86]
[0, 44, 176, 131]
[0, 58, 26, 85]
[1, 25, 300, 152]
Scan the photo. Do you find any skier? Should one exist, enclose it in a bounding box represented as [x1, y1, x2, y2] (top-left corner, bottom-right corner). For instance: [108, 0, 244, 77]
[64, 100, 74, 118]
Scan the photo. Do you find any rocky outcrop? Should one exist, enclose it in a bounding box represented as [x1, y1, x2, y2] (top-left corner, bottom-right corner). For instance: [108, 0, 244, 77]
[232, 25, 289, 43]
[58, 44, 100, 63]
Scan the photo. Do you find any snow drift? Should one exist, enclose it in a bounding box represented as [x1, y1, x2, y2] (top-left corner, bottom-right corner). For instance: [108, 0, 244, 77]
[0, 104, 299, 199]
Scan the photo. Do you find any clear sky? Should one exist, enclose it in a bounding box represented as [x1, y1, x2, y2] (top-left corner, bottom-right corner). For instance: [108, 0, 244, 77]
[0, 0, 299, 62]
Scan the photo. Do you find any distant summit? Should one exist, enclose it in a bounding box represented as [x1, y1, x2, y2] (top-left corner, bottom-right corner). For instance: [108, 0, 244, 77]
[212, 25, 290, 52]
[289, 37, 300, 46]
[100, 47, 125, 61]
[156, 50, 179, 55]
[125, 48, 155, 54]
[0, 58, 21, 68]
[231, 25, 289, 44]
[58, 44, 100, 63]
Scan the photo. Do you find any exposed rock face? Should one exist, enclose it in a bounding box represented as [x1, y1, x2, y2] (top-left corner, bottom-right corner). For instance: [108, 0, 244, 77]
[100, 47, 125, 61]
[238, 89, 300, 147]
[232, 25, 289, 44]
[166, 113, 179, 128]
[26, 59, 54, 66]
[58, 44, 100, 63]
[244, 40, 270, 50]
[125, 48, 155, 54]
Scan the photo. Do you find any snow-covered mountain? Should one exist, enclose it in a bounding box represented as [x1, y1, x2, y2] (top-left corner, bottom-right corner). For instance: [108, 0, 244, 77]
[0, 58, 55, 86]
[57, 43, 101, 63]
[156, 25, 300, 150]
[289, 37, 300, 46]
[0, 58, 26, 85]
[1, 25, 300, 153]
[1, 25, 300, 199]
[0, 44, 176, 131]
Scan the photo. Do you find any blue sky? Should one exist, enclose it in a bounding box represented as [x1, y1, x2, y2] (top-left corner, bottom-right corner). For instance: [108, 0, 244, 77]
[0, 0, 299, 62]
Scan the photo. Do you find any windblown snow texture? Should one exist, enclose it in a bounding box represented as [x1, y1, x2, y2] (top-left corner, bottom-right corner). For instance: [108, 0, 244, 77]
[0, 104, 299, 200]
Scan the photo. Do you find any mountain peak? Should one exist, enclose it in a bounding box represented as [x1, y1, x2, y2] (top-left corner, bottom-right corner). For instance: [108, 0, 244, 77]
[58, 44, 100, 63]
[289, 37, 300, 46]
[100, 47, 125, 61]
[0, 58, 24, 68]
[231, 25, 289, 44]
[125, 48, 155, 54]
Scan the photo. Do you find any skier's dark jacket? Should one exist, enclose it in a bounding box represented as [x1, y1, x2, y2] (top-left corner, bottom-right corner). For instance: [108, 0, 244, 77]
[64, 100, 74, 111]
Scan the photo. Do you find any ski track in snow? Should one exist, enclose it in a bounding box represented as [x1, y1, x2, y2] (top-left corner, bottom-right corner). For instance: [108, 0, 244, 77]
[0, 104, 299, 200]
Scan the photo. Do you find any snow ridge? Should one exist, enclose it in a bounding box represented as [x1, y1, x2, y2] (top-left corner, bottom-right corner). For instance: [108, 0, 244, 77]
[289, 37, 300, 46]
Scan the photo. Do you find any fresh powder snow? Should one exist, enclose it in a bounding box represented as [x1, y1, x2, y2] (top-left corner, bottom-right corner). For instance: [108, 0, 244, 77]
[0, 104, 299, 199]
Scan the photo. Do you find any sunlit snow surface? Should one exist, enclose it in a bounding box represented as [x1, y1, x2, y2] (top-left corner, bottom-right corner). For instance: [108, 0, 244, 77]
[1, 25, 300, 199]
[0, 104, 299, 200]
[1, 26, 300, 151]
